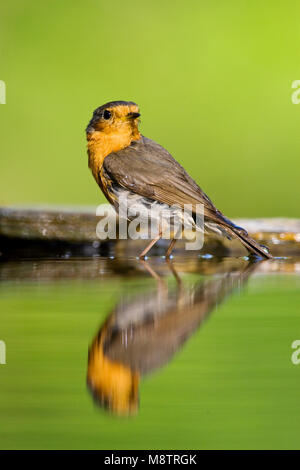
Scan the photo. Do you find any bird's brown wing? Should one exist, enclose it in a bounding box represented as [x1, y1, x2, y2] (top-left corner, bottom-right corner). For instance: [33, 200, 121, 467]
[103, 136, 226, 225]
[103, 136, 272, 259]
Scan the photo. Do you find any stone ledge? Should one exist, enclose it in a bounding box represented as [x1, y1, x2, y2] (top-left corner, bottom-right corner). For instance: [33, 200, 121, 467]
[1, 205, 300, 257]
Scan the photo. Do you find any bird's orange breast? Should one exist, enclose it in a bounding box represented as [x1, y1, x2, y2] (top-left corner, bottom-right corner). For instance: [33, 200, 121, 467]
[87, 128, 140, 185]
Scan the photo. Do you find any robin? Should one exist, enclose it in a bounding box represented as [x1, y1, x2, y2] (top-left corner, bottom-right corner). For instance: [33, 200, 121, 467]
[86, 100, 272, 259]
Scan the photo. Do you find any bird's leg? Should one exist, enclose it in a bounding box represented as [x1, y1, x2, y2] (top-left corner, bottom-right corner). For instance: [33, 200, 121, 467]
[139, 259, 162, 282]
[165, 238, 177, 258]
[165, 258, 185, 307]
[139, 230, 162, 259]
[165, 258, 182, 287]
[139, 259, 168, 296]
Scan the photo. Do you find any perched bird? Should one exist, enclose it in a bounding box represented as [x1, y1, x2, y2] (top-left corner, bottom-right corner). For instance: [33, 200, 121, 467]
[86, 100, 272, 259]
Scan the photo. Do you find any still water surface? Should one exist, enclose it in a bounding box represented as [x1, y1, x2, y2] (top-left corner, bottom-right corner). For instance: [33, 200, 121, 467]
[0, 256, 299, 449]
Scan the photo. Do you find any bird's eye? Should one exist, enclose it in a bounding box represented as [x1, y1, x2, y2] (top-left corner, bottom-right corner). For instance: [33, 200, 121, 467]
[103, 110, 111, 120]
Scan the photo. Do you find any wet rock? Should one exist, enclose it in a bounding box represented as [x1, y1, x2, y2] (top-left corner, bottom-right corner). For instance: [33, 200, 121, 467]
[0, 205, 300, 258]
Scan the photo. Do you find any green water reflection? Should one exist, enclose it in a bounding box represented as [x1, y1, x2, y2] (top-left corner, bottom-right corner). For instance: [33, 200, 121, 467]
[0, 257, 299, 449]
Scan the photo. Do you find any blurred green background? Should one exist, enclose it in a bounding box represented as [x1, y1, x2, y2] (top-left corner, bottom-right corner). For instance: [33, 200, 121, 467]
[0, 0, 300, 217]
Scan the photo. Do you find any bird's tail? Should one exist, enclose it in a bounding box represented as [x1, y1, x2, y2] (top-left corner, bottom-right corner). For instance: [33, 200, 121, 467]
[223, 223, 273, 259]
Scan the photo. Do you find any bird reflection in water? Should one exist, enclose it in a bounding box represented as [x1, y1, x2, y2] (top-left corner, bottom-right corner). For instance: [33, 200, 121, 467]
[87, 259, 257, 416]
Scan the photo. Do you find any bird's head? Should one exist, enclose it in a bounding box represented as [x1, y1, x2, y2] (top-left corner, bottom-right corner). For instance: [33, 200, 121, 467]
[86, 100, 141, 140]
[86, 101, 141, 176]
[87, 330, 140, 416]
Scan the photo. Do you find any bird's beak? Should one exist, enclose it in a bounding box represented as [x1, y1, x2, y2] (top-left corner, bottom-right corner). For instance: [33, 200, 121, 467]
[127, 112, 140, 120]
